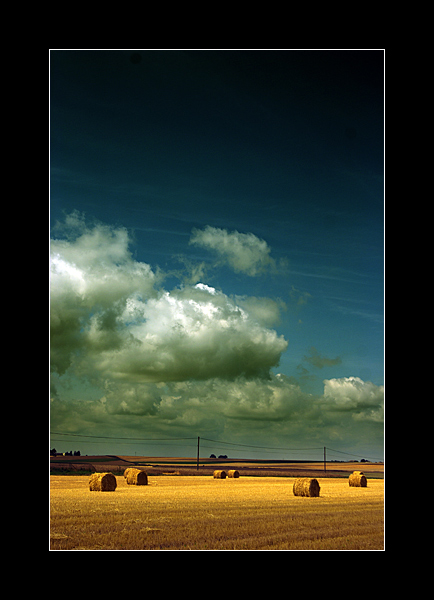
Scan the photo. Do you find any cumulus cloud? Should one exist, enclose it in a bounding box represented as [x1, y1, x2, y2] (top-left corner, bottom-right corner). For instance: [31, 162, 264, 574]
[50, 215, 157, 374]
[321, 376, 384, 422]
[50, 216, 287, 381]
[189, 226, 276, 276]
[88, 284, 287, 382]
[50, 215, 383, 456]
[52, 374, 312, 436]
[51, 373, 384, 453]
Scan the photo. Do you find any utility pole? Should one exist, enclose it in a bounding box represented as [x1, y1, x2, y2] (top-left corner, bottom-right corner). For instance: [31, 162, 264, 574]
[324, 446, 326, 473]
[197, 436, 200, 471]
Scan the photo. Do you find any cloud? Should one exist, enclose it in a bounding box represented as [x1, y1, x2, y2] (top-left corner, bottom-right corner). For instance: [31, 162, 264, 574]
[321, 376, 384, 422]
[51, 373, 384, 454]
[50, 215, 157, 374]
[189, 226, 276, 276]
[87, 284, 288, 382]
[50, 216, 288, 381]
[303, 346, 342, 369]
[289, 285, 312, 307]
[52, 374, 313, 436]
[235, 296, 285, 327]
[50, 215, 383, 456]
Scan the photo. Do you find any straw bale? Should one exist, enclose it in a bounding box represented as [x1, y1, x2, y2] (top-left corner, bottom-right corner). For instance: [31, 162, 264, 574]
[349, 471, 367, 487]
[227, 470, 240, 478]
[126, 468, 148, 486]
[213, 470, 227, 479]
[293, 477, 320, 497]
[89, 472, 117, 492]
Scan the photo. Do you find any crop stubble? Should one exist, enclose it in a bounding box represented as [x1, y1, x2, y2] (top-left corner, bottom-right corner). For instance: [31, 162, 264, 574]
[50, 475, 384, 550]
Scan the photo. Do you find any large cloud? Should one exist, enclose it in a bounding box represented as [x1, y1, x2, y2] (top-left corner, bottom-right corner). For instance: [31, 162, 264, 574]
[101, 374, 309, 424]
[50, 216, 383, 456]
[86, 284, 287, 382]
[51, 374, 384, 453]
[50, 216, 287, 381]
[50, 215, 157, 374]
[189, 225, 276, 276]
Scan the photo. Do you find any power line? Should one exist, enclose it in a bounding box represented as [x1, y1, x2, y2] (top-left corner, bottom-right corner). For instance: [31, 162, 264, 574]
[326, 447, 383, 461]
[201, 437, 323, 452]
[50, 431, 382, 460]
[51, 432, 321, 451]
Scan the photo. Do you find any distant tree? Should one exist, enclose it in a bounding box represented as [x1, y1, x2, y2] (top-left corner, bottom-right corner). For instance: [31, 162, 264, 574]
[209, 454, 216, 459]
[50, 448, 57, 456]
[218, 454, 228, 459]
[74, 450, 81, 456]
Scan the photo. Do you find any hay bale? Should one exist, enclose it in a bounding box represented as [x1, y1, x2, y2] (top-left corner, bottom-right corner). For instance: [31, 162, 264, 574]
[123, 467, 138, 479]
[213, 470, 227, 479]
[349, 471, 367, 487]
[126, 468, 148, 486]
[89, 472, 117, 492]
[293, 477, 320, 497]
[227, 470, 240, 478]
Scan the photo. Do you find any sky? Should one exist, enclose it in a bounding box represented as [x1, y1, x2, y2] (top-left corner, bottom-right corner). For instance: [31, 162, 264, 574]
[50, 50, 384, 461]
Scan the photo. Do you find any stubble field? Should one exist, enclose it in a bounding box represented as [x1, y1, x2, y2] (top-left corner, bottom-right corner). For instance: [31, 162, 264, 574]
[50, 475, 384, 550]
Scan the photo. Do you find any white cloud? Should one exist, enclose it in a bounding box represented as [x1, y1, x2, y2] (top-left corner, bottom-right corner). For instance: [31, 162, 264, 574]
[322, 376, 384, 422]
[235, 296, 285, 327]
[51, 373, 383, 455]
[50, 217, 288, 381]
[50, 222, 156, 307]
[50, 216, 383, 456]
[50, 217, 157, 374]
[86, 284, 288, 382]
[189, 225, 276, 276]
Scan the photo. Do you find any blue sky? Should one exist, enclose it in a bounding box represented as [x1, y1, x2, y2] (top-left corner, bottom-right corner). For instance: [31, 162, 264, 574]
[50, 50, 384, 460]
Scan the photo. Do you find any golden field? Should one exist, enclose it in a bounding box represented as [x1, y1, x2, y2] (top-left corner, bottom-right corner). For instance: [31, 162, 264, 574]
[50, 475, 384, 550]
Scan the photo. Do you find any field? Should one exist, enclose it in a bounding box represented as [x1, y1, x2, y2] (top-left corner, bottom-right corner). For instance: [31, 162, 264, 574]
[50, 474, 384, 550]
[50, 455, 384, 479]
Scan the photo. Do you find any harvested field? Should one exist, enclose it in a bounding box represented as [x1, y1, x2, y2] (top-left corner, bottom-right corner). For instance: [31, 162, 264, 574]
[50, 475, 384, 550]
[50, 456, 384, 479]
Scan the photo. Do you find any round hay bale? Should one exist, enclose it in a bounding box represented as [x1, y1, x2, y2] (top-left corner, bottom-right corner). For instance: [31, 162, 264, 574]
[349, 471, 367, 487]
[124, 467, 138, 479]
[89, 472, 117, 492]
[126, 468, 148, 486]
[227, 470, 240, 478]
[213, 470, 227, 479]
[293, 477, 320, 497]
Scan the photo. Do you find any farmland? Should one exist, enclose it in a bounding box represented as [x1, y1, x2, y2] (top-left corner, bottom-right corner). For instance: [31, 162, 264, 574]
[50, 474, 384, 550]
[50, 454, 384, 479]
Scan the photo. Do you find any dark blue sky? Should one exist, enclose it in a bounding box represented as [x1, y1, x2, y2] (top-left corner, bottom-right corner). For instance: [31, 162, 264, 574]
[50, 50, 384, 458]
